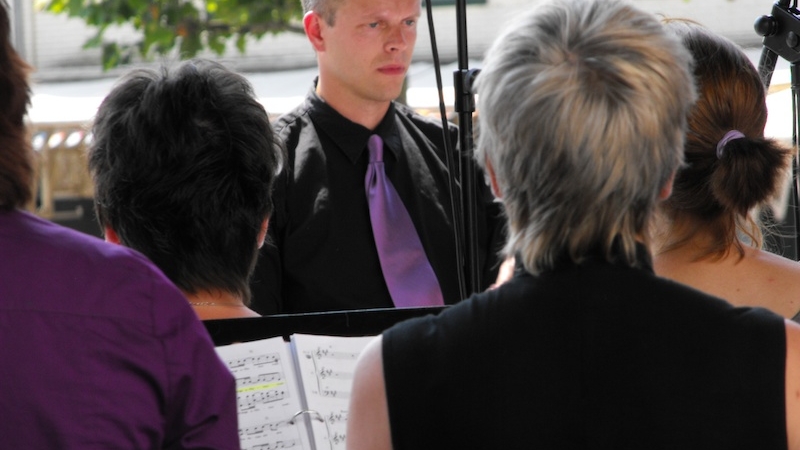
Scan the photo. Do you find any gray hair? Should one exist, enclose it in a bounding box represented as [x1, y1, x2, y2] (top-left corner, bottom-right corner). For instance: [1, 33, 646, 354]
[475, 0, 696, 274]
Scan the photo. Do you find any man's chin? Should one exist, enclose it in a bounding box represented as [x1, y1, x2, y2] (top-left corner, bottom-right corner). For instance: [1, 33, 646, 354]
[359, 82, 406, 105]
[386, 86, 406, 102]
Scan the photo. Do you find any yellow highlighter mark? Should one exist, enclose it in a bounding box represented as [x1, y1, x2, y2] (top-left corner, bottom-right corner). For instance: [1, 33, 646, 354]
[237, 381, 286, 393]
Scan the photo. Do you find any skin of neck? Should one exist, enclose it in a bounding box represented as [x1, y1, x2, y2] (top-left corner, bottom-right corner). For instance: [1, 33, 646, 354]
[185, 288, 244, 305]
[653, 211, 740, 263]
[185, 289, 260, 320]
[315, 78, 390, 130]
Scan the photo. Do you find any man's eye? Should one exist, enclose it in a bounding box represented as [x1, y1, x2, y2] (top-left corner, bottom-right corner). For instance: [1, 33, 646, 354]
[368, 22, 379, 28]
[404, 19, 416, 26]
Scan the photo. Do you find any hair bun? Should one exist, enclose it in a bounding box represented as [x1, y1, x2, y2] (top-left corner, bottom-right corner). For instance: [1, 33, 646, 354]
[710, 137, 789, 215]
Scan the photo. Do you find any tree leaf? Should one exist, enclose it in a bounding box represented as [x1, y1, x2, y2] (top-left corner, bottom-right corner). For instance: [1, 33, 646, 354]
[42, 0, 305, 70]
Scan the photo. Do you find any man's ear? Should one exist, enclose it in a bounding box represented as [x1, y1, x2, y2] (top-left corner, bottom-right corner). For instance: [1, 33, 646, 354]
[104, 226, 121, 244]
[257, 218, 270, 249]
[304, 11, 325, 52]
[659, 171, 676, 201]
[485, 157, 502, 199]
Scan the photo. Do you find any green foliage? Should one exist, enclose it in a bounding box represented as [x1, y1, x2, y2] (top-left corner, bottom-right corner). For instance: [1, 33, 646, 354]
[42, 0, 305, 70]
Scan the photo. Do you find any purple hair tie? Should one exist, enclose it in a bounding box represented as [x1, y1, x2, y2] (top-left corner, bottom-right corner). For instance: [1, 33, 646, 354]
[716, 130, 745, 159]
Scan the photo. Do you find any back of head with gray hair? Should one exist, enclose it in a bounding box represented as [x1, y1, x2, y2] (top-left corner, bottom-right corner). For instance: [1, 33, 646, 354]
[475, 0, 696, 275]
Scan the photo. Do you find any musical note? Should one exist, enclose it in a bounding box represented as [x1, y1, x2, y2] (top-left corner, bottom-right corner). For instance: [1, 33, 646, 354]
[238, 388, 288, 412]
[240, 420, 291, 436]
[292, 334, 374, 450]
[216, 338, 315, 450]
[325, 411, 347, 425]
[227, 353, 281, 371]
[236, 371, 284, 387]
[329, 431, 347, 446]
[250, 439, 301, 450]
[316, 366, 354, 381]
[216, 335, 374, 450]
[304, 347, 361, 361]
[319, 390, 350, 399]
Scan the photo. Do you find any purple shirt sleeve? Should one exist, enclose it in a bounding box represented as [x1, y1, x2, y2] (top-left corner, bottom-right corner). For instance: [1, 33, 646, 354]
[0, 211, 240, 449]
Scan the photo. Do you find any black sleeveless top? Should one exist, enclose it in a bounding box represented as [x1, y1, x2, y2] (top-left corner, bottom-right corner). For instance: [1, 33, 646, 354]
[383, 247, 787, 449]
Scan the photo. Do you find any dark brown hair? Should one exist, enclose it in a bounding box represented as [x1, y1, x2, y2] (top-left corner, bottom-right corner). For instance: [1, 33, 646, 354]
[0, 0, 33, 210]
[661, 19, 790, 259]
[89, 59, 282, 302]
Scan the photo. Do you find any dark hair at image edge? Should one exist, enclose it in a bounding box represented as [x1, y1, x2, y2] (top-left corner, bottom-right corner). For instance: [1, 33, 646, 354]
[0, 0, 33, 210]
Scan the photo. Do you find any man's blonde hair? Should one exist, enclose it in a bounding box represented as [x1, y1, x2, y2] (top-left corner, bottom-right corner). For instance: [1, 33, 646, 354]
[302, 0, 343, 25]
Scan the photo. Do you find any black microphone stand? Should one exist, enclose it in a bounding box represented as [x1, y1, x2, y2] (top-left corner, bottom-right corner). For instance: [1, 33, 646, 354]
[452, 0, 482, 293]
[424, 0, 482, 297]
[755, 0, 800, 260]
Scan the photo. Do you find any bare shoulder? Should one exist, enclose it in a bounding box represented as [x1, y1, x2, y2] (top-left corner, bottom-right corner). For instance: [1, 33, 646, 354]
[655, 246, 800, 318]
[748, 249, 800, 315]
[353, 335, 384, 381]
[784, 320, 800, 450]
[347, 335, 392, 450]
[751, 247, 800, 274]
[677, 248, 800, 318]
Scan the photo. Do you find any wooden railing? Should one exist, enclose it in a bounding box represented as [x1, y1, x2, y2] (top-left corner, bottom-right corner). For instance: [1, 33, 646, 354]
[29, 121, 94, 222]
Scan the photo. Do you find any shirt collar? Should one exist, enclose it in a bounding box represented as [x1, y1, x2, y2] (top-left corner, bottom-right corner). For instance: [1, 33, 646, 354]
[306, 84, 402, 164]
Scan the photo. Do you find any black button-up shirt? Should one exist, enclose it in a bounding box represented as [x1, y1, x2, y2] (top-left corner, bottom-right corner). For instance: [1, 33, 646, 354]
[250, 87, 505, 314]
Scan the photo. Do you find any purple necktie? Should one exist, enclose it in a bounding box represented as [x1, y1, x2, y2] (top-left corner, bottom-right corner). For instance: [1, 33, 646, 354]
[365, 134, 444, 307]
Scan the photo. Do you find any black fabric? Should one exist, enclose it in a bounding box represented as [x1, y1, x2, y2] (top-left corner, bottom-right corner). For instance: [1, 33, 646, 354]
[383, 247, 787, 449]
[250, 86, 505, 314]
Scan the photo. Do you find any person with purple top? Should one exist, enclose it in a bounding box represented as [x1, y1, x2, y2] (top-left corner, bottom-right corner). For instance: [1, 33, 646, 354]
[0, 1, 240, 447]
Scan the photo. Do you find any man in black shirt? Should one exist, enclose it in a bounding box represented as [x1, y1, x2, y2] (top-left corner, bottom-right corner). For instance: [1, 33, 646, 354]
[250, 0, 504, 314]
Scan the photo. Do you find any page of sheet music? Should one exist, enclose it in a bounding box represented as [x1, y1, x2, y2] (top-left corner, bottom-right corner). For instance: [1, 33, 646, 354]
[291, 334, 375, 450]
[216, 337, 313, 450]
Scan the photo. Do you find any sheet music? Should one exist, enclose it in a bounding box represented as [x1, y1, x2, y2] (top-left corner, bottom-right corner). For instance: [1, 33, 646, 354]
[291, 334, 375, 450]
[216, 338, 313, 450]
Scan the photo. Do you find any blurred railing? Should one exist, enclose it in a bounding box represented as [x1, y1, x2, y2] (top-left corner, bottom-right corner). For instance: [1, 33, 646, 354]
[29, 121, 94, 222]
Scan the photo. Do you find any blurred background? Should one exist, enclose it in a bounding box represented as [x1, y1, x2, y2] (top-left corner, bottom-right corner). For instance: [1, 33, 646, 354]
[9, 0, 798, 252]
